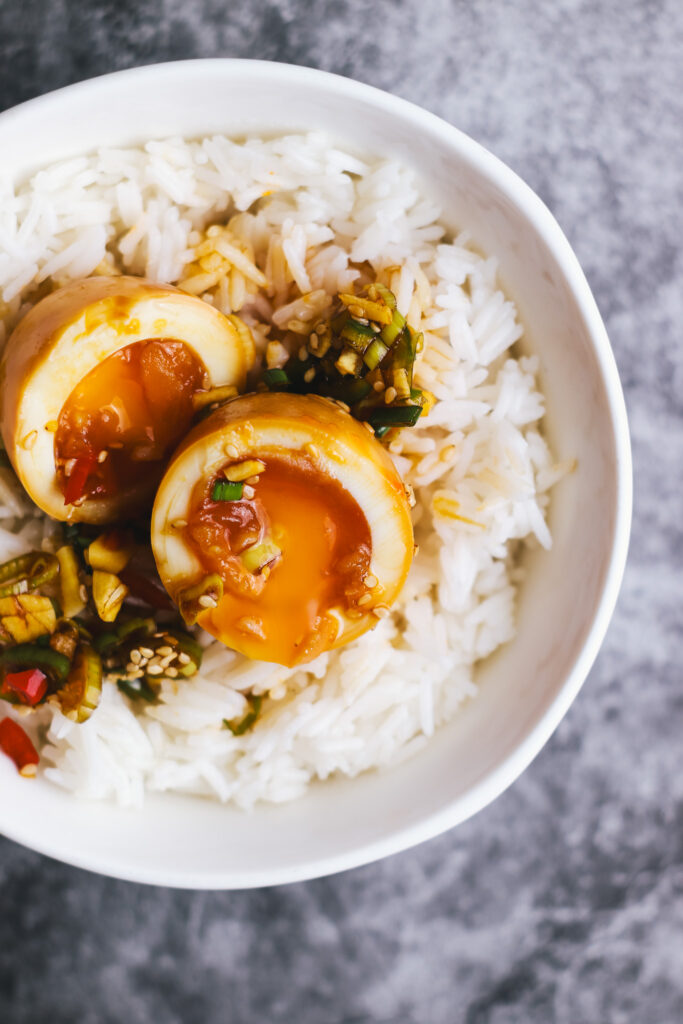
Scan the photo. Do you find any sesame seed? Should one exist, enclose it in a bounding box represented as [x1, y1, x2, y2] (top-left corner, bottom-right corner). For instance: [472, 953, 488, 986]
[364, 574, 378, 588]
[198, 594, 217, 609]
[357, 593, 372, 607]
[172, 519, 188, 530]
[335, 401, 351, 413]
[243, 485, 255, 499]
[157, 646, 174, 657]
[384, 387, 397, 404]
[126, 662, 137, 673]
[347, 608, 363, 619]
[225, 444, 239, 458]
[97, 450, 109, 463]
[147, 664, 163, 676]
[304, 367, 315, 383]
[139, 647, 154, 659]
[45, 420, 58, 433]
[373, 381, 385, 392]
[372, 605, 390, 619]
[19, 764, 37, 778]
[246, 476, 260, 486]
[79, 584, 88, 602]
[127, 668, 144, 680]
[160, 655, 176, 669]
[177, 653, 191, 665]
[298, 347, 308, 361]
[166, 667, 179, 678]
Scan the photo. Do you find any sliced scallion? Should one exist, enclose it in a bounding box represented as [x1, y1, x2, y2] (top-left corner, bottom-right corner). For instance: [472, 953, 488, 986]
[211, 479, 244, 502]
[368, 405, 423, 429]
[262, 368, 290, 391]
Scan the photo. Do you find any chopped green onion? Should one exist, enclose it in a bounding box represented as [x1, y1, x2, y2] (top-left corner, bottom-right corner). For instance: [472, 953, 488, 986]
[374, 424, 392, 439]
[223, 694, 263, 736]
[326, 378, 372, 407]
[56, 643, 102, 722]
[212, 479, 244, 502]
[241, 539, 281, 574]
[340, 319, 376, 352]
[166, 631, 203, 678]
[117, 677, 158, 703]
[0, 552, 59, 598]
[380, 308, 406, 346]
[410, 387, 424, 403]
[363, 338, 390, 370]
[373, 283, 397, 309]
[178, 574, 223, 626]
[368, 405, 423, 429]
[262, 368, 290, 391]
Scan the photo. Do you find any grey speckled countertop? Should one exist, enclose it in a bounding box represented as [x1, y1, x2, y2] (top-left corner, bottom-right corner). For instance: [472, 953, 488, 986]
[0, 2, 681, 1022]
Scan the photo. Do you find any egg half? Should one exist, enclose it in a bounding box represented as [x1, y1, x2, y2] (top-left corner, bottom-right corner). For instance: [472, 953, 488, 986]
[0, 276, 253, 523]
[151, 392, 414, 667]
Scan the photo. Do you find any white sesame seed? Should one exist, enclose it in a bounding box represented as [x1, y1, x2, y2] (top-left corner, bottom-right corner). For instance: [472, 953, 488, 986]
[384, 387, 397, 404]
[166, 667, 179, 678]
[372, 605, 390, 619]
[304, 367, 315, 383]
[298, 347, 308, 361]
[147, 664, 163, 676]
[243, 485, 255, 499]
[19, 764, 37, 778]
[246, 476, 260, 486]
[225, 444, 239, 459]
[357, 593, 372, 607]
[373, 381, 385, 392]
[177, 653, 191, 665]
[157, 646, 174, 657]
[139, 647, 154, 659]
[198, 594, 217, 609]
[97, 450, 109, 463]
[172, 519, 188, 530]
[364, 574, 378, 588]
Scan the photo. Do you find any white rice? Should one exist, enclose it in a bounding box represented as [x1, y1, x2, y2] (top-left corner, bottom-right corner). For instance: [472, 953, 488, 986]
[0, 132, 563, 809]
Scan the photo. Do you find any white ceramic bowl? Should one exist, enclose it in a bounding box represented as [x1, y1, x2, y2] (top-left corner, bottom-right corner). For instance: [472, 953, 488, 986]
[0, 60, 631, 888]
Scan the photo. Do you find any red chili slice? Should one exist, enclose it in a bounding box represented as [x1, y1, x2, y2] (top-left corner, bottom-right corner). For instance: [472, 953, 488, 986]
[2, 668, 48, 706]
[63, 454, 97, 506]
[0, 717, 40, 775]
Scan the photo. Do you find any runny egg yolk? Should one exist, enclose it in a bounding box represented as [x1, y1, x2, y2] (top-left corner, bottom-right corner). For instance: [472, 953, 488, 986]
[185, 457, 372, 667]
[54, 339, 206, 505]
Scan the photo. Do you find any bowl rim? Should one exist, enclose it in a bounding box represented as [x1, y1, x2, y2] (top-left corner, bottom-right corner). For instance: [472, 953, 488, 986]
[0, 58, 632, 888]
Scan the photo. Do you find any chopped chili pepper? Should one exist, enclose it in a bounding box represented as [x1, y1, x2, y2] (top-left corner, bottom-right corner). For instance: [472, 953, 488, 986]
[0, 717, 39, 775]
[2, 668, 47, 706]
[63, 454, 97, 506]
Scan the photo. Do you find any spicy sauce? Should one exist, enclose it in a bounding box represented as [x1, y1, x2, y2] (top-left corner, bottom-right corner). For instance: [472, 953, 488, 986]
[54, 339, 206, 505]
[185, 456, 372, 666]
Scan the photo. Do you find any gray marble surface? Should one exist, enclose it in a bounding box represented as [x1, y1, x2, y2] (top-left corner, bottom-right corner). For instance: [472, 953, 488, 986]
[0, 1, 681, 1021]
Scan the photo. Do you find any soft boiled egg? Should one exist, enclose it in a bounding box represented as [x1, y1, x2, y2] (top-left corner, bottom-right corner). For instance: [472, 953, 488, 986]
[0, 276, 254, 523]
[151, 392, 414, 667]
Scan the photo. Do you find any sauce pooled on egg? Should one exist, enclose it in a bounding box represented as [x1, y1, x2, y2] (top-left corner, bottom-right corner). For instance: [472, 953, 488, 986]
[54, 339, 206, 505]
[184, 455, 372, 666]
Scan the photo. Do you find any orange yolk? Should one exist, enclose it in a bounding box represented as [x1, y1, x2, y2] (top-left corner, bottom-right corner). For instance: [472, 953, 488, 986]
[186, 457, 371, 666]
[54, 339, 206, 505]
